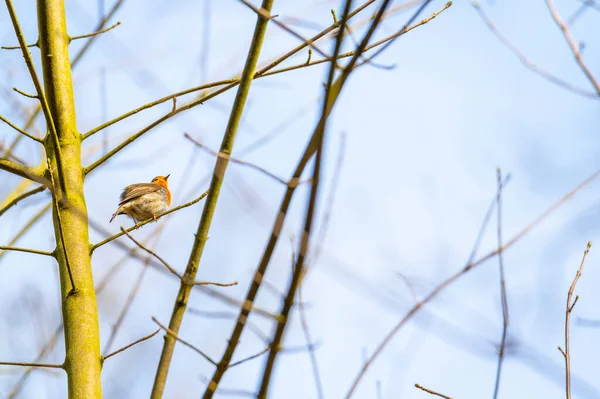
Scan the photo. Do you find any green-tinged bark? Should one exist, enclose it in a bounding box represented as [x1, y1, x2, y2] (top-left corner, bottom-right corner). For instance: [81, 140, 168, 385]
[38, 0, 102, 397]
[150, 1, 275, 397]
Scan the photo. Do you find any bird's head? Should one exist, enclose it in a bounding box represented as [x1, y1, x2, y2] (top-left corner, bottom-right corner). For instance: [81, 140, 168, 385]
[151, 174, 170, 189]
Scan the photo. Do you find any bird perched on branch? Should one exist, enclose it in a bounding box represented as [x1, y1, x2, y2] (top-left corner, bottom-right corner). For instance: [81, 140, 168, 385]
[109, 175, 171, 228]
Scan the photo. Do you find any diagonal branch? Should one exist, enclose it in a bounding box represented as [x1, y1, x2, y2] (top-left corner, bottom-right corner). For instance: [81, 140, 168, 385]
[184, 133, 307, 187]
[415, 383, 453, 399]
[545, 0, 600, 95]
[472, 2, 599, 99]
[81, 0, 377, 158]
[0, 114, 42, 142]
[0, 186, 46, 218]
[344, 166, 600, 398]
[4, 0, 66, 190]
[69, 21, 121, 42]
[102, 329, 160, 361]
[151, 2, 276, 397]
[0, 158, 50, 187]
[152, 318, 217, 366]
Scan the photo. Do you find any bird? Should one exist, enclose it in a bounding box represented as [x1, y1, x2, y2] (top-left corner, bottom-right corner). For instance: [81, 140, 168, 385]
[109, 175, 171, 228]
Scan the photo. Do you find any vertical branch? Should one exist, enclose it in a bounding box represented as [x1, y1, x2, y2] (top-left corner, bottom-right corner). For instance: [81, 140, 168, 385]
[36, 0, 103, 397]
[493, 168, 509, 399]
[558, 241, 592, 399]
[150, 1, 276, 397]
[257, 1, 354, 397]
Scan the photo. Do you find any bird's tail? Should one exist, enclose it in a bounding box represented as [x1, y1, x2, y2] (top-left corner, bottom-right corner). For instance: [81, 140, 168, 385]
[109, 206, 122, 223]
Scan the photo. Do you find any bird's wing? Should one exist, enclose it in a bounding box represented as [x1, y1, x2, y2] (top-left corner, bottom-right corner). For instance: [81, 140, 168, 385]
[119, 183, 162, 205]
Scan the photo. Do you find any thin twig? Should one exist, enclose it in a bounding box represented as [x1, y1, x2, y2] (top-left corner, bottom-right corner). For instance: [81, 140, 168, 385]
[188, 279, 238, 287]
[0, 114, 42, 143]
[47, 160, 77, 293]
[120, 228, 181, 278]
[0, 203, 51, 264]
[152, 317, 217, 366]
[415, 383, 453, 399]
[472, 2, 599, 99]
[0, 361, 63, 369]
[91, 189, 209, 252]
[103, 329, 160, 361]
[344, 166, 600, 398]
[81, 1, 376, 147]
[545, 0, 600, 95]
[559, 241, 592, 399]
[238, 0, 334, 64]
[184, 133, 306, 187]
[493, 168, 509, 399]
[0, 186, 46, 218]
[299, 272, 324, 399]
[12, 87, 37, 99]
[0, 246, 54, 257]
[69, 21, 121, 42]
[229, 346, 271, 368]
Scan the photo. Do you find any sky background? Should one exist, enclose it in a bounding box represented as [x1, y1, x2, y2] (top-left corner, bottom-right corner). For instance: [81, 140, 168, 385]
[1, 0, 600, 398]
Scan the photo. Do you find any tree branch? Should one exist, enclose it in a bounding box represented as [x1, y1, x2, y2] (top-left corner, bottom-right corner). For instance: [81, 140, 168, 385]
[415, 383, 453, 399]
[493, 168, 509, 399]
[472, 2, 599, 99]
[560, 241, 592, 399]
[69, 21, 121, 42]
[545, 0, 600, 95]
[0, 114, 42, 142]
[0, 185, 46, 218]
[151, 2, 275, 396]
[0, 246, 54, 257]
[102, 329, 160, 361]
[344, 167, 600, 398]
[4, 0, 67, 190]
[0, 158, 49, 187]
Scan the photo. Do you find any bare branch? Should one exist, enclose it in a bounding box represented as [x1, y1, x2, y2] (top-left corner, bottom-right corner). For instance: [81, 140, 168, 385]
[0, 186, 46, 218]
[344, 167, 600, 398]
[545, 0, 600, 95]
[0, 246, 54, 257]
[151, 0, 276, 396]
[415, 383, 453, 399]
[561, 241, 592, 399]
[184, 133, 307, 188]
[69, 21, 121, 42]
[102, 329, 160, 361]
[0, 158, 50, 187]
[238, 0, 334, 64]
[12, 87, 38, 99]
[0, 114, 42, 143]
[81, 1, 377, 149]
[493, 168, 509, 399]
[0, 361, 63, 369]
[4, 0, 67, 190]
[472, 2, 599, 99]
[152, 317, 217, 366]
[120, 227, 181, 278]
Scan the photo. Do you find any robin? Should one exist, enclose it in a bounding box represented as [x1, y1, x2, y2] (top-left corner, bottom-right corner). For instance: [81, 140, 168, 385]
[109, 175, 171, 228]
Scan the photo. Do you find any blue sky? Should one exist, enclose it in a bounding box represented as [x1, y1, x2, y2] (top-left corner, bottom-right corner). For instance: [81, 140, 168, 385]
[1, 0, 599, 398]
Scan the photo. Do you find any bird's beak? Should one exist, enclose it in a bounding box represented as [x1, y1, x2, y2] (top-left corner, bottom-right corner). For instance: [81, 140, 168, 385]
[165, 174, 170, 180]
